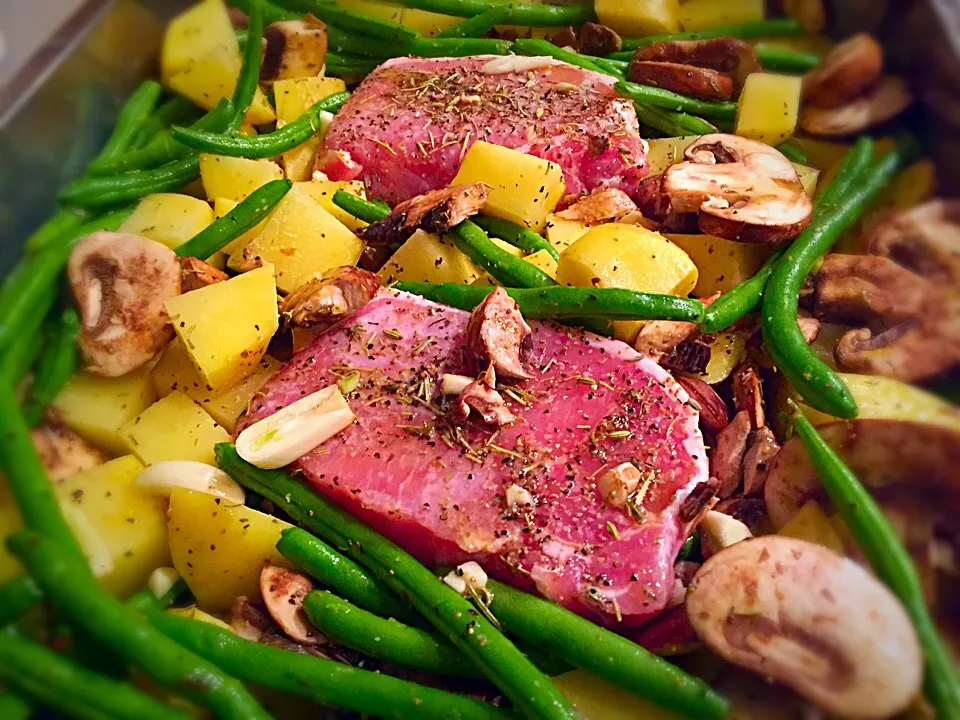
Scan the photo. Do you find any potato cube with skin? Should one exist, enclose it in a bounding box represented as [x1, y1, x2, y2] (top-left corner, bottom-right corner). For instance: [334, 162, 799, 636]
[119, 193, 215, 251]
[665, 233, 773, 295]
[121, 390, 230, 466]
[735, 73, 802, 145]
[165, 264, 279, 391]
[200, 154, 284, 203]
[595, 0, 681, 35]
[557, 224, 698, 342]
[161, 0, 236, 81]
[151, 338, 282, 433]
[168, 488, 292, 611]
[379, 229, 482, 285]
[52, 367, 157, 456]
[679, 0, 763, 31]
[451, 141, 565, 232]
[275, 77, 348, 182]
[295, 180, 368, 231]
[242, 185, 364, 293]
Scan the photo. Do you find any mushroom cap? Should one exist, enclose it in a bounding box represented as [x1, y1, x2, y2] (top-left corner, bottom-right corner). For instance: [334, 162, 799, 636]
[802, 33, 884, 109]
[259, 565, 319, 645]
[800, 76, 912, 136]
[687, 535, 923, 719]
[865, 198, 960, 285]
[662, 134, 812, 244]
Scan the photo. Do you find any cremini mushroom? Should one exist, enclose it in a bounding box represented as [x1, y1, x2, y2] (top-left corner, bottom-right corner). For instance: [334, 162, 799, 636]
[281, 267, 381, 330]
[578, 22, 622, 56]
[661, 134, 813, 244]
[741, 427, 780, 496]
[556, 187, 638, 226]
[634, 38, 761, 91]
[465, 286, 533, 380]
[629, 61, 734, 101]
[260, 18, 328, 86]
[865, 199, 960, 285]
[455, 365, 516, 426]
[802, 33, 883, 108]
[260, 565, 319, 645]
[180, 256, 228, 293]
[675, 375, 730, 436]
[710, 410, 751, 497]
[799, 76, 912, 136]
[67, 231, 181, 377]
[686, 536, 923, 719]
[31, 422, 108, 481]
[733, 363, 765, 429]
[359, 183, 487, 246]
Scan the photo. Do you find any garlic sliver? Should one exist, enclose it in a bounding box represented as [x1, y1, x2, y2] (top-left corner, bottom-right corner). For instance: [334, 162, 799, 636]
[149, 567, 181, 600]
[236, 385, 355, 469]
[441, 373, 473, 395]
[136, 461, 245, 505]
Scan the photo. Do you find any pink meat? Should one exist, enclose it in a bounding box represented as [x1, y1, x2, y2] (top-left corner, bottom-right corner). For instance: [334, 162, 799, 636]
[243, 291, 708, 627]
[321, 56, 650, 205]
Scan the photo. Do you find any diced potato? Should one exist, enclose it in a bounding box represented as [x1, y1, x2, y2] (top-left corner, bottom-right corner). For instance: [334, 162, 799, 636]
[335, 0, 403, 22]
[296, 180, 368, 231]
[151, 338, 282, 433]
[553, 670, 683, 720]
[679, 0, 763, 31]
[121, 390, 230, 466]
[492, 237, 524, 258]
[778, 500, 846, 555]
[242, 185, 364, 293]
[213, 197, 271, 256]
[379, 229, 482, 285]
[401, 9, 461, 35]
[644, 136, 699, 175]
[735, 73, 802, 145]
[665, 233, 773, 296]
[83, 0, 163, 79]
[595, 0, 682, 35]
[275, 77, 348, 182]
[166, 44, 275, 125]
[524, 249, 559, 279]
[52, 368, 157, 456]
[165, 265, 279, 391]
[451, 141, 565, 232]
[119, 193, 214, 251]
[695, 332, 746, 385]
[792, 162, 820, 197]
[544, 215, 590, 254]
[200, 154, 284, 203]
[168, 488, 292, 611]
[557, 224, 698, 343]
[161, 0, 236, 81]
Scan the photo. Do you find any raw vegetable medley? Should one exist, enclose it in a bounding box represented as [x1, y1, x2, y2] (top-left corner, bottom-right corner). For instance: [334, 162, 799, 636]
[2, 1, 960, 719]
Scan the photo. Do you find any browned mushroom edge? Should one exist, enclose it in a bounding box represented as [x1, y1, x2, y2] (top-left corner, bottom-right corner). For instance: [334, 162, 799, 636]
[359, 183, 488, 246]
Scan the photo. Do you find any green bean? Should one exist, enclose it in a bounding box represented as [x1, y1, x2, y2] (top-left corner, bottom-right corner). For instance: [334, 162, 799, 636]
[228, 0, 265, 133]
[280, 0, 419, 45]
[473, 216, 559, 260]
[395, 0, 595, 26]
[327, 26, 403, 58]
[139, 608, 516, 720]
[171, 92, 349, 158]
[701, 137, 875, 334]
[216, 444, 578, 720]
[59, 154, 201, 210]
[21, 309, 80, 426]
[0, 691, 31, 720]
[0, 629, 191, 720]
[616, 18, 804, 54]
[88, 97, 236, 176]
[790, 410, 960, 718]
[325, 52, 380, 77]
[8, 530, 271, 720]
[412, 36, 513, 57]
[395, 282, 705, 322]
[776, 141, 808, 164]
[92, 80, 164, 164]
[0, 301, 48, 388]
[333, 189, 389, 223]
[485, 578, 728, 719]
[0, 206, 133, 353]
[513, 38, 610, 75]
[23, 208, 87, 255]
[453, 221, 558, 289]
[615, 80, 737, 120]
[175, 179, 291, 259]
[587, 56, 627, 80]
[0, 575, 43, 626]
[231, 0, 298, 23]
[634, 102, 715, 137]
[304, 590, 481, 677]
[127, 579, 190, 614]
[277, 527, 417, 622]
[131, 96, 201, 150]
[436, 7, 508, 38]
[761, 138, 918, 418]
[756, 45, 820, 74]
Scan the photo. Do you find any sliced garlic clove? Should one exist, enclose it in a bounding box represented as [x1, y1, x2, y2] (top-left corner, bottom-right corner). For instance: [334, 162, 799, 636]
[443, 561, 489, 596]
[441, 373, 474, 395]
[236, 385, 355, 469]
[148, 567, 182, 600]
[506, 483, 534, 508]
[136, 461, 245, 505]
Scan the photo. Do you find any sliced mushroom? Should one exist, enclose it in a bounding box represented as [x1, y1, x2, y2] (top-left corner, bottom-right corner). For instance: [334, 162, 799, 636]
[465, 286, 532, 380]
[180, 256, 228, 293]
[634, 319, 706, 371]
[797, 316, 822, 345]
[687, 536, 923, 719]
[578, 22, 621, 56]
[455, 365, 516, 427]
[732, 363, 765, 429]
[802, 33, 883, 109]
[699, 510, 753, 559]
[280, 266, 381, 332]
[549, 27, 579, 51]
[629, 61, 734, 101]
[67, 232, 181, 377]
[634, 38, 761, 91]
[799, 76, 913, 136]
[742, 426, 780, 497]
[260, 18, 328, 86]
[359, 183, 487, 246]
[31, 422, 108, 481]
[230, 596, 328, 656]
[865, 199, 960, 285]
[675, 375, 730, 436]
[710, 410, 751, 497]
[260, 565, 319, 645]
[556, 187, 638, 226]
[662, 135, 813, 244]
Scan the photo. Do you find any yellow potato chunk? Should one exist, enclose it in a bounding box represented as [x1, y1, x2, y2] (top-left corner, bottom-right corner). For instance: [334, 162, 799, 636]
[168, 488, 292, 611]
[695, 332, 746, 385]
[200, 154, 284, 203]
[295, 180, 368, 232]
[523, 249, 559, 280]
[161, 0, 236, 81]
[779, 501, 846, 555]
[379, 230, 481, 285]
[121, 390, 230, 466]
[119, 193, 214, 251]
[165, 265, 279, 391]
[151, 338, 282, 433]
[451, 141, 565, 232]
[735, 73, 802, 145]
[242, 184, 364, 294]
[544, 215, 590, 254]
[557, 224, 698, 342]
[595, 0, 681, 35]
[679, 0, 763, 31]
[644, 136, 699, 175]
[275, 77, 348, 182]
[212, 197, 271, 256]
[665, 233, 773, 296]
[792, 162, 820, 198]
[52, 368, 157, 456]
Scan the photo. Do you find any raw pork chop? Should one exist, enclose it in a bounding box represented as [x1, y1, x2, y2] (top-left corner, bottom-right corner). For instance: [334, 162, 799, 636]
[320, 56, 650, 205]
[243, 291, 708, 627]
